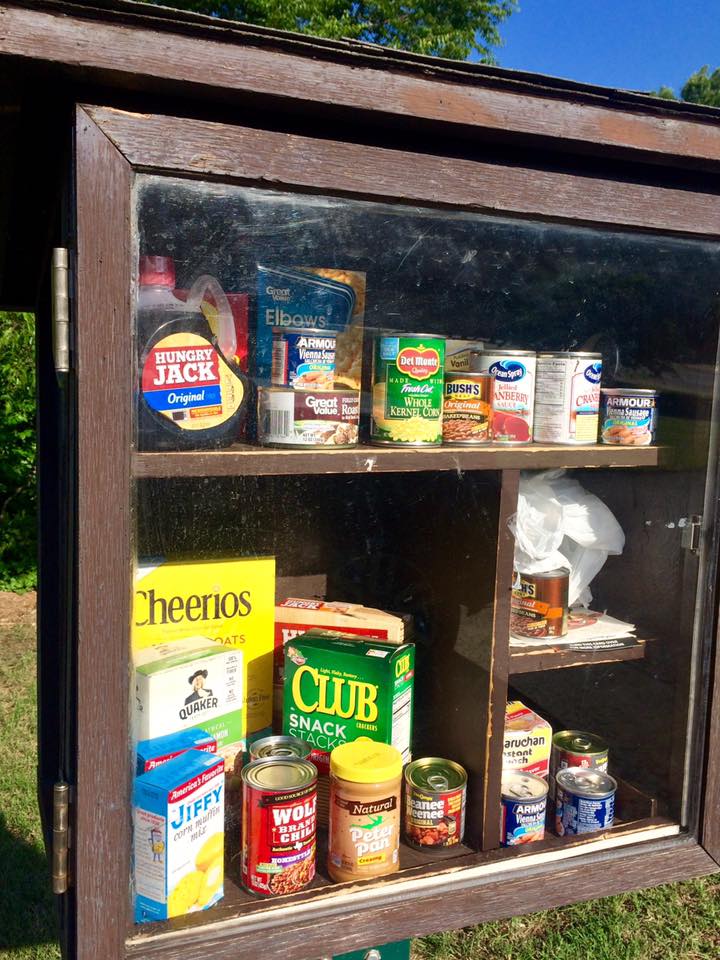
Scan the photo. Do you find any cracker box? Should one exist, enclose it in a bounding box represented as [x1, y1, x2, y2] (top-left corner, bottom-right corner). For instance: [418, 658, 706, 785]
[136, 728, 217, 776]
[133, 557, 275, 745]
[134, 750, 225, 923]
[283, 629, 415, 774]
[503, 700, 552, 779]
[134, 637, 243, 771]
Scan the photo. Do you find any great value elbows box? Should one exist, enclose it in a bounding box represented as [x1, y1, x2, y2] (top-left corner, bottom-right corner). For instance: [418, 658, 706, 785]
[136, 728, 217, 776]
[133, 636, 243, 772]
[134, 750, 225, 923]
[503, 700, 552, 779]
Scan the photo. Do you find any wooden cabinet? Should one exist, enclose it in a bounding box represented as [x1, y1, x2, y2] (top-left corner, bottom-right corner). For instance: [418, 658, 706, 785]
[3, 4, 720, 959]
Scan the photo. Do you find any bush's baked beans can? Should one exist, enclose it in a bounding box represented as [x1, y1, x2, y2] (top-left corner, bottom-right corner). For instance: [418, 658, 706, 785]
[600, 388, 658, 446]
[475, 350, 536, 444]
[555, 767, 616, 836]
[533, 352, 602, 444]
[404, 758, 467, 849]
[249, 735, 312, 762]
[501, 771, 548, 846]
[510, 569, 569, 641]
[241, 757, 317, 897]
[371, 334, 445, 446]
[442, 372, 492, 444]
[549, 730, 609, 799]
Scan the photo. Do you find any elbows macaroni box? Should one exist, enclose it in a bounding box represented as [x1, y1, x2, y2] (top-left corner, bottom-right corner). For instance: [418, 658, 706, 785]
[134, 750, 225, 923]
[134, 636, 243, 772]
[136, 728, 217, 776]
[282, 629, 415, 774]
[503, 700, 552, 779]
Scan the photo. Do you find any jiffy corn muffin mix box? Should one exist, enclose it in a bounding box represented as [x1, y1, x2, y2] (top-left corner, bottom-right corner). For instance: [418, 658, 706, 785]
[134, 750, 225, 923]
[133, 557, 275, 746]
[134, 636, 243, 772]
[136, 728, 217, 776]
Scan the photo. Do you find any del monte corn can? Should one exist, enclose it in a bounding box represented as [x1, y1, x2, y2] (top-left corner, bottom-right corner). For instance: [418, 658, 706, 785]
[371, 334, 445, 445]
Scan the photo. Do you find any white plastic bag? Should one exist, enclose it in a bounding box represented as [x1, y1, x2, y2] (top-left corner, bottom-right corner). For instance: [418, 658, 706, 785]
[510, 470, 625, 607]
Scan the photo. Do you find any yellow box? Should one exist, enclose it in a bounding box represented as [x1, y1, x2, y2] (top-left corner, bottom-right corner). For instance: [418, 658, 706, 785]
[503, 700, 552, 779]
[133, 557, 275, 745]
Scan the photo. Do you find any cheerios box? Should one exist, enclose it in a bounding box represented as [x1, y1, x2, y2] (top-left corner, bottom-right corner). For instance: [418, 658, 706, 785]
[134, 750, 225, 924]
[136, 728, 217, 776]
[134, 636, 243, 772]
[503, 700, 552, 779]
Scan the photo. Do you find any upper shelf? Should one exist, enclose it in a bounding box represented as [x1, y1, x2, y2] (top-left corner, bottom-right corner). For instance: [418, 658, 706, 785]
[133, 442, 660, 478]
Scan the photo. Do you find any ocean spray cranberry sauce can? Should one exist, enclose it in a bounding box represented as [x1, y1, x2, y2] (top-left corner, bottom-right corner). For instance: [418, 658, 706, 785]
[533, 352, 602, 444]
[500, 771, 548, 846]
[475, 350, 536, 444]
[241, 757, 317, 897]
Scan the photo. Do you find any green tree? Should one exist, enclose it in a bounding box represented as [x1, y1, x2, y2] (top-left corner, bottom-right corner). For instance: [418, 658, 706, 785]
[142, 0, 517, 61]
[655, 66, 720, 107]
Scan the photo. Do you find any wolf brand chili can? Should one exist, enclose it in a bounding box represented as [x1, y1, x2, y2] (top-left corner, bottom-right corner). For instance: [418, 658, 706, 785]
[442, 372, 492, 444]
[271, 327, 337, 391]
[404, 758, 467, 849]
[510, 569, 569, 641]
[250, 735, 312, 762]
[533, 352, 602, 444]
[600, 388, 658, 446]
[555, 767, 616, 836]
[501, 771, 548, 846]
[476, 350, 536, 444]
[371, 334, 445, 446]
[258, 386, 359, 447]
[549, 731, 609, 799]
[241, 757, 317, 897]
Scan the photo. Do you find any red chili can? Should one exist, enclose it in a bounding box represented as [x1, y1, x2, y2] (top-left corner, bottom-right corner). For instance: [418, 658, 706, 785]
[241, 757, 317, 897]
[510, 568, 569, 640]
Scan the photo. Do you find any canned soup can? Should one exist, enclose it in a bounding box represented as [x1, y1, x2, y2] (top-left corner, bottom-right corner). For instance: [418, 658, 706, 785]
[241, 757, 317, 897]
[510, 568, 569, 641]
[533, 352, 602, 444]
[501, 771, 548, 846]
[549, 730, 609, 799]
[477, 350, 536, 444]
[555, 767, 616, 836]
[404, 758, 467, 849]
[257, 386, 360, 448]
[371, 334, 445, 446]
[600, 388, 658, 446]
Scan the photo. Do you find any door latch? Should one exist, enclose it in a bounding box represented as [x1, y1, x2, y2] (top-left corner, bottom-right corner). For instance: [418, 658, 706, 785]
[51, 247, 70, 376]
[681, 515, 702, 555]
[52, 782, 70, 894]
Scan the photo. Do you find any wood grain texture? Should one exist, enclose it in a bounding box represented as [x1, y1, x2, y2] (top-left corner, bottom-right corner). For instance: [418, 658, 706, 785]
[74, 106, 133, 960]
[125, 838, 714, 960]
[509, 638, 647, 674]
[83, 108, 720, 237]
[132, 443, 660, 479]
[4, 4, 720, 170]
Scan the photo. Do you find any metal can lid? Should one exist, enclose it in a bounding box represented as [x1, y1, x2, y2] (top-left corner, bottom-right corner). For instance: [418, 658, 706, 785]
[241, 757, 317, 791]
[553, 730, 608, 756]
[601, 388, 658, 397]
[375, 332, 446, 341]
[501, 771, 549, 801]
[556, 766, 617, 798]
[405, 758, 467, 793]
[272, 327, 337, 338]
[516, 568, 570, 580]
[250, 735, 312, 761]
[537, 351, 602, 360]
[483, 349, 536, 357]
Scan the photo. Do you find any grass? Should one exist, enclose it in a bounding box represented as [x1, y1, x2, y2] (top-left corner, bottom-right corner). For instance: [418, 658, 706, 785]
[1, 622, 719, 959]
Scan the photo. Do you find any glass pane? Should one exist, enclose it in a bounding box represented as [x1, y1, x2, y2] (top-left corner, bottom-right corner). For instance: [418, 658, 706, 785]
[130, 174, 720, 927]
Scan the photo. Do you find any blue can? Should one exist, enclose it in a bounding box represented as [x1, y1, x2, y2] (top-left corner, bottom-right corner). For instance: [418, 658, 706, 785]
[555, 767, 617, 836]
[271, 327, 337, 390]
[500, 771, 548, 846]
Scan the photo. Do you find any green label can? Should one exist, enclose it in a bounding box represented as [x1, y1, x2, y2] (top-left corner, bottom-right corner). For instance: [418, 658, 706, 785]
[371, 334, 445, 445]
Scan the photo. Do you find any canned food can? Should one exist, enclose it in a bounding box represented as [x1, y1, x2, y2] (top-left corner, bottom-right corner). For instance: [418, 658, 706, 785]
[533, 352, 602, 444]
[442, 372, 492, 444]
[500, 771, 548, 846]
[250, 735, 312, 762]
[404, 758, 467, 849]
[475, 350, 536, 444]
[257, 386, 359, 447]
[549, 730, 609, 799]
[241, 757, 317, 896]
[555, 767, 616, 836]
[510, 569, 569, 640]
[371, 334, 445, 446]
[271, 327, 337, 391]
[600, 388, 658, 446]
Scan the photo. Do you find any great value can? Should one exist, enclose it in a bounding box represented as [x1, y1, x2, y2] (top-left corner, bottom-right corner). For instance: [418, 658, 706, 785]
[500, 771, 548, 846]
[442, 372, 492, 444]
[600, 388, 658, 446]
[241, 757, 317, 897]
[555, 767, 616, 836]
[404, 758, 467, 849]
[250, 735, 312, 762]
[271, 327, 337, 391]
[549, 730, 609, 799]
[533, 352, 602, 444]
[510, 569, 569, 641]
[371, 334, 445, 446]
[258, 386, 360, 447]
[476, 350, 536, 444]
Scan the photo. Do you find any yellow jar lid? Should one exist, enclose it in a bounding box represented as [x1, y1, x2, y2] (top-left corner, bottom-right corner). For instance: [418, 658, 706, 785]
[330, 739, 403, 783]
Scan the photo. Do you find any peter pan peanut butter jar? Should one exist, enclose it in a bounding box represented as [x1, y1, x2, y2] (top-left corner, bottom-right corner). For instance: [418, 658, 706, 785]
[327, 740, 403, 883]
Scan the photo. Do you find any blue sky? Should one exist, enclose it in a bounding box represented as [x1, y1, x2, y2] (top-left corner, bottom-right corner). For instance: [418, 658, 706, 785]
[495, 0, 720, 95]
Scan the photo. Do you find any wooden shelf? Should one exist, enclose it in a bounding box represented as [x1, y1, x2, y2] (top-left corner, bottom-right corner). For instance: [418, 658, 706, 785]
[133, 442, 660, 478]
[509, 637, 647, 674]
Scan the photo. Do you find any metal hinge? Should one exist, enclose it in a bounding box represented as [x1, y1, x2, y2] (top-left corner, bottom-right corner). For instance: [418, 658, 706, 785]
[681, 515, 703, 555]
[51, 247, 70, 376]
[52, 782, 70, 894]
